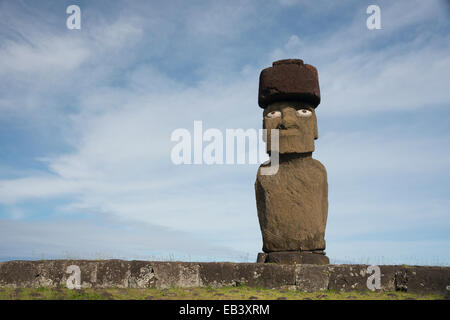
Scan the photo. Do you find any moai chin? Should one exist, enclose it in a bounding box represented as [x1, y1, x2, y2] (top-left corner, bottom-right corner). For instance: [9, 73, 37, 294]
[255, 59, 329, 265]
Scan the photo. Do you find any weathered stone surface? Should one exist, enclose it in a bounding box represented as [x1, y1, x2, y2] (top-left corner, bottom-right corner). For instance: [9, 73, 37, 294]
[258, 59, 321, 108]
[0, 260, 449, 295]
[237, 263, 296, 289]
[328, 265, 405, 292]
[265, 251, 329, 265]
[198, 262, 236, 287]
[394, 267, 408, 292]
[328, 265, 371, 292]
[405, 266, 450, 295]
[255, 59, 328, 262]
[256, 253, 268, 263]
[95, 259, 131, 288]
[255, 154, 328, 252]
[0, 260, 62, 288]
[199, 262, 296, 289]
[102, 261, 201, 289]
[129, 260, 157, 288]
[377, 265, 398, 291]
[295, 264, 329, 292]
[263, 102, 318, 154]
[0, 260, 202, 289]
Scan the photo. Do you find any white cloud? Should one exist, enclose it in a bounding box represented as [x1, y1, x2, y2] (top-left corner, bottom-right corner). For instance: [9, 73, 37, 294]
[328, 240, 450, 266]
[284, 35, 302, 50]
[0, 37, 89, 75]
[183, 1, 256, 37]
[317, 130, 450, 176]
[0, 56, 263, 254]
[319, 41, 450, 114]
[271, 2, 450, 114]
[0, 176, 80, 204]
[0, 0, 449, 263]
[0, 218, 248, 261]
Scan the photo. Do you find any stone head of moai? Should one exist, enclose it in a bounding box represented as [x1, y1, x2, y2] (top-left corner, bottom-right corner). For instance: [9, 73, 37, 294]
[255, 59, 329, 265]
[259, 59, 320, 154]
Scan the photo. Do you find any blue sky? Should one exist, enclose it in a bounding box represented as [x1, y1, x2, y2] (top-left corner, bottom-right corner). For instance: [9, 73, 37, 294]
[0, 0, 449, 265]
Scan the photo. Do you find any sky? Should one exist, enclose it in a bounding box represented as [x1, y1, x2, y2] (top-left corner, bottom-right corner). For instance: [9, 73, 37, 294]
[0, 0, 449, 265]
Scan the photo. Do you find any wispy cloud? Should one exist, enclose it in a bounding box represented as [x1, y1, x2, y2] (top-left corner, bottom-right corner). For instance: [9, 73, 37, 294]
[0, 217, 247, 262]
[0, 0, 449, 264]
[271, 1, 450, 114]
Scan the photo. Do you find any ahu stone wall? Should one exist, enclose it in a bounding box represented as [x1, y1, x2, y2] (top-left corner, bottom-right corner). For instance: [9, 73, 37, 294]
[0, 260, 449, 296]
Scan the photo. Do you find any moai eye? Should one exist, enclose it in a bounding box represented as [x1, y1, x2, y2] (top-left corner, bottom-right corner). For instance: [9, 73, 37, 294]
[266, 111, 281, 119]
[296, 109, 312, 117]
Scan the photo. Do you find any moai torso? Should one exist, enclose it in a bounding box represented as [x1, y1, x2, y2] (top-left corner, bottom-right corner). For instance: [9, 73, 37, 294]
[256, 154, 328, 252]
[255, 59, 329, 264]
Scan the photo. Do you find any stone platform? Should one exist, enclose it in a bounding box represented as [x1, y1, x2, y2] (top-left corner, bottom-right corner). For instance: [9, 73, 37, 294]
[257, 251, 329, 265]
[0, 260, 449, 296]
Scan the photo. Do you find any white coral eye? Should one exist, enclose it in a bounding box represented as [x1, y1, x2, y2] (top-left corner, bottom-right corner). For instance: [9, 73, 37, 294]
[296, 109, 312, 117]
[266, 111, 281, 119]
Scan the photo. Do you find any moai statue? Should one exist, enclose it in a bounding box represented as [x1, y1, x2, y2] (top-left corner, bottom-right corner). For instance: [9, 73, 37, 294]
[255, 59, 329, 265]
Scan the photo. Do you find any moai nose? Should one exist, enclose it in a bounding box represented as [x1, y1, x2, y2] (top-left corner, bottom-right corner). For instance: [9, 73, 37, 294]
[278, 109, 297, 129]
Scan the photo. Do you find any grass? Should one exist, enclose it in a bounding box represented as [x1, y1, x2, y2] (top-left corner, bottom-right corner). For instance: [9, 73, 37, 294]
[0, 286, 445, 300]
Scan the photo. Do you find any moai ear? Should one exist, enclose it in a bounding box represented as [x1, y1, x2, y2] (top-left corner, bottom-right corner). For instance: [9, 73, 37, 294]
[313, 111, 318, 140]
